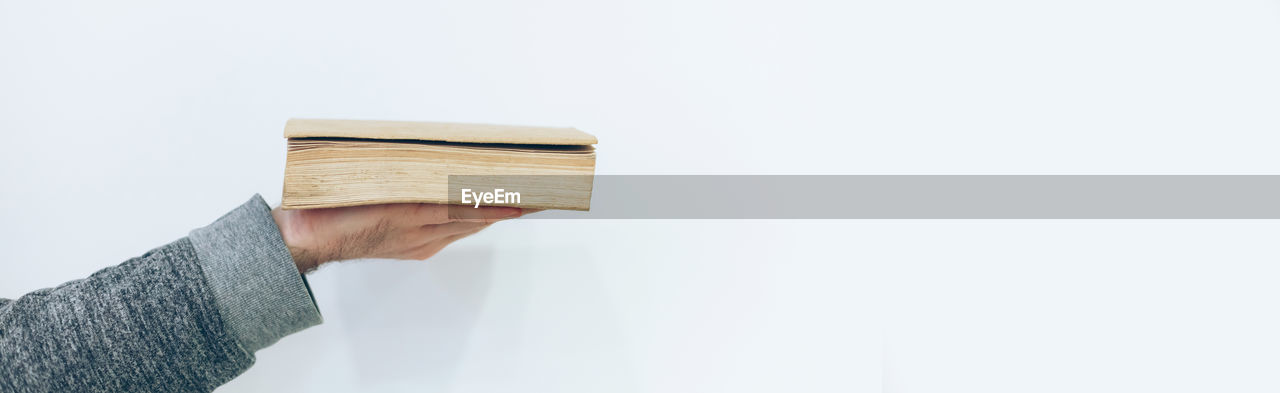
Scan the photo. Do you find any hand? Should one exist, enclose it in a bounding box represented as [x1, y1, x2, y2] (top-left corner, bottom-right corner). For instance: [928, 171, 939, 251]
[271, 204, 526, 273]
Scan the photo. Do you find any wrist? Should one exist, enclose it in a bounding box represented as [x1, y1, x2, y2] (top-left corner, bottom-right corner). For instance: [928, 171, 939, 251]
[271, 208, 321, 273]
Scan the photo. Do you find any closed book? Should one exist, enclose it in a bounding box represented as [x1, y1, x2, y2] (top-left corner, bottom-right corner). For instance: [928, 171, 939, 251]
[281, 118, 597, 210]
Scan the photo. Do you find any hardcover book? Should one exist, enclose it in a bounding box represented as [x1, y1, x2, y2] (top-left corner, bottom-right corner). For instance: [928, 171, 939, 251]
[281, 118, 597, 211]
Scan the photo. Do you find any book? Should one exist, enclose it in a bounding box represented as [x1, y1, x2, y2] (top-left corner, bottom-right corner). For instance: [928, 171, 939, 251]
[281, 118, 597, 211]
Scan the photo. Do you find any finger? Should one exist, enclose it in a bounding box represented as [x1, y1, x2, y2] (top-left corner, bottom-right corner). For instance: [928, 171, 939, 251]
[438, 227, 485, 246]
[383, 203, 513, 226]
[383, 221, 492, 255]
[447, 205, 523, 223]
[367, 203, 525, 227]
[392, 204, 451, 226]
[405, 227, 487, 260]
[380, 220, 496, 256]
[418, 221, 492, 239]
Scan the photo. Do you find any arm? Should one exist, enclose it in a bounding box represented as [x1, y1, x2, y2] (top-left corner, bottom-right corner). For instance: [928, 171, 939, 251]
[0, 194, 522, 392]
[0, 195, 314, 392]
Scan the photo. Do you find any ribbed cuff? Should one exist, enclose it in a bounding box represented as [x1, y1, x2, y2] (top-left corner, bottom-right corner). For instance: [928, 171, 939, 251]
[188, 194, 323, 353]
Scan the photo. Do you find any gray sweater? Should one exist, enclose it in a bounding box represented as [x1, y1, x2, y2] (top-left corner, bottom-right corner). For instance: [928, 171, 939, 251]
[0, 195, 323, 392]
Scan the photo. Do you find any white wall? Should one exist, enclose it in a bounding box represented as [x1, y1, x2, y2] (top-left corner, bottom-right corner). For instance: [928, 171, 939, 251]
[2, 0, 1279, 392]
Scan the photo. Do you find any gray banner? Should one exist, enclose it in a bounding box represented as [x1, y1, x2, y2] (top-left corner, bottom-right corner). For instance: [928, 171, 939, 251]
[448, 175, 1280, 219]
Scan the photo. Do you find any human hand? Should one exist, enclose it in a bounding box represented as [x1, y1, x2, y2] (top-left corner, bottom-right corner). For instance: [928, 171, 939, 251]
[271, 204, 526, 273]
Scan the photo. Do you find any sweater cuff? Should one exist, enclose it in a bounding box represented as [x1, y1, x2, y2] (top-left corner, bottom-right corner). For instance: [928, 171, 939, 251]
[188, 194, 323, 353]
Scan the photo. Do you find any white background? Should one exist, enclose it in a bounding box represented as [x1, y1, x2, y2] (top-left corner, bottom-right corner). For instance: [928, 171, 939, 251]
[2, 0, 1280, 392]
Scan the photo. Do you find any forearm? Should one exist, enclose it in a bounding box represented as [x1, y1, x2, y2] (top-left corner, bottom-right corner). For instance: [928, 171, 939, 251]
[0, 195, 322, 392]
[0, 239, 252, 392]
